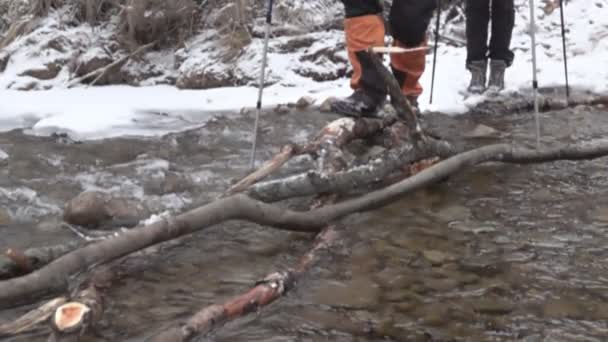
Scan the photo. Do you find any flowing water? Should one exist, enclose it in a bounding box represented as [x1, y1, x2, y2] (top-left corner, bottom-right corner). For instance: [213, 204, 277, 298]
[1, 102, 608, 341]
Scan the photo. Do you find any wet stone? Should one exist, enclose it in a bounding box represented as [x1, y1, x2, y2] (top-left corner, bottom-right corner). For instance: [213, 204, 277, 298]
[295, 96, 315, 109]
[463, 124, 501, 138]
[63, 191, 147, 229]
[319, 97, 337, 112]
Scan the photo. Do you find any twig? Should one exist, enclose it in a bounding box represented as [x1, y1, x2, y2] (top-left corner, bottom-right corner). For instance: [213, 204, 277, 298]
[67, 42, 155, 88]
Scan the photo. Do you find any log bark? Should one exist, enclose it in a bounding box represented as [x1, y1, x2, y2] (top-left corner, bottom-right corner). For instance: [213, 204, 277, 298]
[2, 140, 608, 309]
[247, 137, 453, 202]
[0, 297, 67, 337]
[224, 117, 388, 196]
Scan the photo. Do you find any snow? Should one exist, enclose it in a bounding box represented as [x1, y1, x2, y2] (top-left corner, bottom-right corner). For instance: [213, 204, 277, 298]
[0, 0, 606, 139]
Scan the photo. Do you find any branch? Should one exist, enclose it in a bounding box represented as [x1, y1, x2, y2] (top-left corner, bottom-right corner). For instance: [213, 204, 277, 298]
[224, 117, 387, 196]
[0, 297, 67, 337]
[366, 50, 421, 135]
[67, 42, 154, 88]
[2, 140, 608, 308]
[247, 137, 453, 202]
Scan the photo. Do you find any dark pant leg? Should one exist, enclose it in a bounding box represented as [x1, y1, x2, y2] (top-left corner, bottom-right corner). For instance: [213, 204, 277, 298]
[340, 0, 383, 18]
[389, 0, 436, 46]
[489, 0, 515, 66]
[388, 0, 435, 97]
[465, 0, 491, 67]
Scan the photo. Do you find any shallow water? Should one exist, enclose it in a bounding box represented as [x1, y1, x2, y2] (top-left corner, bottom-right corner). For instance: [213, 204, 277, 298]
[1, 103, 608, 341]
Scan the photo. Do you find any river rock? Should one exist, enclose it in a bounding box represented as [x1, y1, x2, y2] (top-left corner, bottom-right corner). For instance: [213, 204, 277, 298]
[20, 62, 62, 80]
[63, 191, 146, 229]
[319, 97, 337, 112]
[463, 124, 501, 138]
[295, 96, 315, 109]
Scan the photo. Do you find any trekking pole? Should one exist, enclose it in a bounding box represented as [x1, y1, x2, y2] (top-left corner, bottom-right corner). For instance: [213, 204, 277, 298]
[528, 0, 541, 148]
[429, 0, 441, 104]
[558, 0, 570, 101]
[249, 0, 274, 170]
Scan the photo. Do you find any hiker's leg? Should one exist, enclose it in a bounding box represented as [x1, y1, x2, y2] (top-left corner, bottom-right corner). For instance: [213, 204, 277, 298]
[389, 0, 436, 109]
[332, 1, 387, 116]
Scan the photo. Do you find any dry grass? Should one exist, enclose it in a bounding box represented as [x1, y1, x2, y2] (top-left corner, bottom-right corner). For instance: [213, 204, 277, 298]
[25, 0, 202, 48]
[119, 0, 200, 47]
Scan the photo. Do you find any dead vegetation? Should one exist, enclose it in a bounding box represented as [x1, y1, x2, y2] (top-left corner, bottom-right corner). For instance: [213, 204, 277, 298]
[20, 0, 205, 49]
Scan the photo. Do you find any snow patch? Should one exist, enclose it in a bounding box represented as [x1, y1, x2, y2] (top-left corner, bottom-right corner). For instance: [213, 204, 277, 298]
[0, 0, 606, 139]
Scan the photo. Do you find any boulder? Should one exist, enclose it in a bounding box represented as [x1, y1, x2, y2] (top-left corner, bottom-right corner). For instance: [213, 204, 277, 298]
[20, 62, 61, 80]
[64, 191, 147, 229]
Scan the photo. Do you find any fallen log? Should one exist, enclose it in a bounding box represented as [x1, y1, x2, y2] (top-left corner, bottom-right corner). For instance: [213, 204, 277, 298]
[152, 108, 359, 341]
[48, 114, 367, 341]
[0, 297, 67, 337]
[2, 140, 608, 309]
[224, 117, 387, 196]
[247, 136, 452, 202]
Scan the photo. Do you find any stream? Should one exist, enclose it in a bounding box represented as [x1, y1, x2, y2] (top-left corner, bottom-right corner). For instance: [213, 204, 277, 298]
[1, 102, 608, 341]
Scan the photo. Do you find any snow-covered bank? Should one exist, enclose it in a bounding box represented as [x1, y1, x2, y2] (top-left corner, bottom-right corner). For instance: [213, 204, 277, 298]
[0, 0, 606, 140]
[0, 81, 350, 139]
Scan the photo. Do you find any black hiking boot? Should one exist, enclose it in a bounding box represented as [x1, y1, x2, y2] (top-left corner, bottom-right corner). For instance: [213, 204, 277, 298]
[330, 89, 385, 118]
[467, 60, 487, 94]
[487, 59, 507, 94]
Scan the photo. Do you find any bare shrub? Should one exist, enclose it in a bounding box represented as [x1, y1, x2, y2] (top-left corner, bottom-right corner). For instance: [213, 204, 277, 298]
[119, 0, 200, 48]
[30, 0, 65, 17]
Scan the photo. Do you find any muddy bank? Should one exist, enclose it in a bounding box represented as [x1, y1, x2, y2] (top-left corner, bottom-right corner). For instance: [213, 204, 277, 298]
[1, 102, 608, 341]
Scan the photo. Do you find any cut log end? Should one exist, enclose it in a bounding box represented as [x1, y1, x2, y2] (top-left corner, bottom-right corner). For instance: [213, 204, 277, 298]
[52, 302, 91, 333]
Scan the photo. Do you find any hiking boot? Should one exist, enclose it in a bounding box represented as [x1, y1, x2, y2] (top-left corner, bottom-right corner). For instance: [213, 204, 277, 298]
[467, 60, 487, 94]
[406, 95, 420, 117]
[487, 59, 507, 93]
[330, 89, 385, 117]
[390, 95, 419, 113]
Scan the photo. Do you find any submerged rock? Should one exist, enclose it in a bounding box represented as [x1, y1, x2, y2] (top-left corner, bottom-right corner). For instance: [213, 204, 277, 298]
[63, 191, 147, 229]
